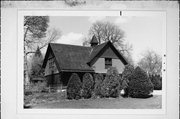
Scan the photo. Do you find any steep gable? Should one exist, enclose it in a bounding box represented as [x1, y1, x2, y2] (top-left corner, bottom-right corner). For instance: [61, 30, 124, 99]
[43, 43, 94, 72]
[88, 42, 108, 63]
[88, 41, 128, 66]
[101, 47, 119, 59]
[43, 41, 128, 73]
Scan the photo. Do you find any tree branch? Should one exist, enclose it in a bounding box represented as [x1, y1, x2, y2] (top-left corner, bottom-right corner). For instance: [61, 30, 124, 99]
[26, 51, 36, 55]
[24, 27, 29, 42]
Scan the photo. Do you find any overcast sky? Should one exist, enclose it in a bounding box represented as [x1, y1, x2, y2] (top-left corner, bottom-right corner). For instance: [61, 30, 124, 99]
[48, 14, 164, 63]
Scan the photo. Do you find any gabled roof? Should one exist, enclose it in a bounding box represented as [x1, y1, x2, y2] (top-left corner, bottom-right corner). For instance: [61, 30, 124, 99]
[88, 41, 128, 66]
[42, 41, 128, 72]
[42, 43, 94, 72]
[88, 42, 108, 63]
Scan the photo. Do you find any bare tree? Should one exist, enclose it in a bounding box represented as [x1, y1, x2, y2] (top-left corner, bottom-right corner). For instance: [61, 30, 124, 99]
[82, 37, 91, 47]
[25, 28, 61, 55]
[138, 50, 162, 75]
[85, 21, 133, 64]
[89, 21, 104, 44]
[89, 21, 125, 45]
[24, 16, 49, 54]
[24, 16, 61, 86]
[24, 16, 49, 86]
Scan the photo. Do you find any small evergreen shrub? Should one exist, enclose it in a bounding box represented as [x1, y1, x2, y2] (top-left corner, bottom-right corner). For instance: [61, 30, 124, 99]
[94, 73, 104, 97]
[67, 73, 82, 100]
[128, 67, 154, 98]
[81, 73, 94, 99]
[100, 67, 120, 98]
[122, 64, 134, 83]
[150, 75, 162, 90]
[121, 64, 134, 97]
[106, 67, 119, 76]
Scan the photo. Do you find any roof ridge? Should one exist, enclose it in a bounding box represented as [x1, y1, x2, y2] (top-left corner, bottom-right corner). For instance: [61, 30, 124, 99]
[50, 43, 91, 48]
[49, 41, 109, 48]
[92, 41, 108, 49]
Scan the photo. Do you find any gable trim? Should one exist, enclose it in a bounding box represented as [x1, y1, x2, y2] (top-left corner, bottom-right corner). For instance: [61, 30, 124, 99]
[88, 42, 109, 66]
[42, 44, 61, 72]
[88, 41, 128, 66]
[109, 43, 128, 65]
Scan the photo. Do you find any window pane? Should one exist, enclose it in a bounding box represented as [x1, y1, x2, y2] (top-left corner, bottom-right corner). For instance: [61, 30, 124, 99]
[105, 58, 112, 69]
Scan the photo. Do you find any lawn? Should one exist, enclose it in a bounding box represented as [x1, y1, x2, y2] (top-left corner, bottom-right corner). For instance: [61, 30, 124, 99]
[31, 94, 162, 109]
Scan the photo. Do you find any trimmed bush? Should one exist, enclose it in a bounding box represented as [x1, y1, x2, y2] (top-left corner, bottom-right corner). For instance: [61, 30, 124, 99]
[100, 67, 120, 98]
[67, 73, 82, 100]
[122, 64, 134, 83]
[149, 75, 162, 90]
[121, 64, 134, 97]
[128, 67, 154, 98]
[81, 73, 94, 99]
[94, 73, 104, 97]
[106, 67, 119, 76]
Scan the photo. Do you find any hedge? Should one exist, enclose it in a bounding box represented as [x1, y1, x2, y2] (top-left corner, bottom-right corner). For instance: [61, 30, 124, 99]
[122, 64, 134, 83]
[67, 73, 82, 100]
[93, 73, 104, 97]
[128, 67, 154, 98]
[82, 73, 94, 99]
[100, 67, 120, 98]
[149, 74, 162, 90]
[121, 64, 134, 97]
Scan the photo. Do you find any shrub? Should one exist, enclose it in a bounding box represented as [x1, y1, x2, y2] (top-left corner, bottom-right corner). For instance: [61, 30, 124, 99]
[106, 67, 119, 76]
[100, 67, 120, 98]
[67, 73, 82, 100]
[121, 64, 134, 97]
[81, 73, 94, 99]
[128, 67, 154, 98]
[150, 75, 162, 90]
[25, 81, 47, 94]
[94, 73, 104, 97]
[122, 64, 134, 83]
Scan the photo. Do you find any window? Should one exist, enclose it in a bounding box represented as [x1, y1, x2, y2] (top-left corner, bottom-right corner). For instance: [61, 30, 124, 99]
[105, 58, 112, 69]
[49, 59, 55, 69]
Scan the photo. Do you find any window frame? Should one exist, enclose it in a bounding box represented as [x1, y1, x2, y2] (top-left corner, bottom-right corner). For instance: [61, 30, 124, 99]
[105, 58, 112, 69]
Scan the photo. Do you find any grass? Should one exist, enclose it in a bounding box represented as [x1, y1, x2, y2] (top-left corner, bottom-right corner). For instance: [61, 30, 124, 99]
[31, 95, 162, 109]
[24, 91, 67, 106]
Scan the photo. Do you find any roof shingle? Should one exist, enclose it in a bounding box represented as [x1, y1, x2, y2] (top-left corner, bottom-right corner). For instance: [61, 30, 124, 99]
[49, 43, 93, 72]
[43, 41, 128, 72]
[88, 42, 108, 63]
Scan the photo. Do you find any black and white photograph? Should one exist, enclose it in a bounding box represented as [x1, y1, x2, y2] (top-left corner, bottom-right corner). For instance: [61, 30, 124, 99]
[1, 1, 179, 119]
[23, 12, 165, 109]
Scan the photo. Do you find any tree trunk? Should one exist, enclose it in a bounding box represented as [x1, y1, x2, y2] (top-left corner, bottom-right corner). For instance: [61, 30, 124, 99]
[24, 55, 30, 87]
[24, 27, 30, 89]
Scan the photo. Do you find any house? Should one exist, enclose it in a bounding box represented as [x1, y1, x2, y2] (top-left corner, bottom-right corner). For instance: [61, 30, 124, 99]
[42, 36, 128, 88]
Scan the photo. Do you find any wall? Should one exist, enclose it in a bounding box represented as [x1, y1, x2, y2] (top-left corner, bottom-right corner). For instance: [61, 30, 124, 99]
[92, 58, 125, 74]
[46, 73, 61, 86]
[44, 57, 59, 76]
[112, 59, 125, 73]
[92, 46, 125, 74]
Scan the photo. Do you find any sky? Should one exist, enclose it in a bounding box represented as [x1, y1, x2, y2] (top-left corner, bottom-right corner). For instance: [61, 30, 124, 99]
[48, 14, 164, 64]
